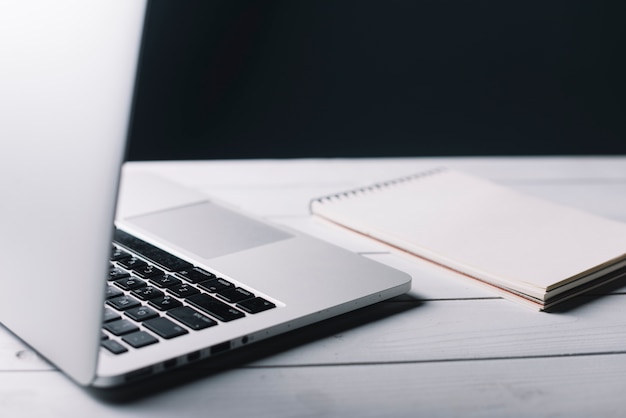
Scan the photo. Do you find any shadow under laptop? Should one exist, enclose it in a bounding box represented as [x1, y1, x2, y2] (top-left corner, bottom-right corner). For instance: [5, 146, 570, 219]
[88, 293, 423, 403]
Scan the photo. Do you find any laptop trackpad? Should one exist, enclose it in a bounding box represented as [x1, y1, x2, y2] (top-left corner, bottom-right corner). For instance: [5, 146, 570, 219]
[126, 201, 293, 259]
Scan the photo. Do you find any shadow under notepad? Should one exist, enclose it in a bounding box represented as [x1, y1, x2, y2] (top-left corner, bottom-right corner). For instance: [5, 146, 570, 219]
[545, 272, 626, 314]
[88, 294, 422, 403]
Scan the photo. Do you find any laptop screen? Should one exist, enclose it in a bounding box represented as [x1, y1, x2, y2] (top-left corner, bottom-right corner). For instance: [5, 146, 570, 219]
[0, 0, 147, 385]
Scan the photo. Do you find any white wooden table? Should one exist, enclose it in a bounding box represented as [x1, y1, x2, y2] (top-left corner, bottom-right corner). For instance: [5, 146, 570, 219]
[2, 157, 626, 417]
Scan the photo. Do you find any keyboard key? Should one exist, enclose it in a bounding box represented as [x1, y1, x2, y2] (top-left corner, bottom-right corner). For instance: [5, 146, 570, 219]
[131, 286, 164, 301]
[105, 285, 123, 300]
[133, 264, 165, 279]
[149, 275, 182, 289]
[103, 319, 139, 336]
[118, 257, 148, 271]
[143, 317, 188, 339]
[237, 297, 276, 314]
[148, 295, 183, 311]
[109, 266, 130, 281]
[122, 331, 159, 348]
[102, 339, 128, 354]
[186, 294, 245, 322]
[103, 307, 121, 322]
[175, 268, 215, 284]
[107, 295, 141, 311]
[114, 276, 146, 291]
[110, 247, 132, 262]
[216, 287, 254, 303]
[167, 306, 217, 330]
[114, 229, 193, 272]
[124, 305, 159, 322]
[167, 283, 200, 298]
[198, 278, 233, 293]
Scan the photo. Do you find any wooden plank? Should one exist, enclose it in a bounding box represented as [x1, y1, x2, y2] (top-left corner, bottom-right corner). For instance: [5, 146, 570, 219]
[245, 294, 626, 367]
[366, 252, 499, 299]
[2, 282, 624, 372]
[276, 216, 399, 252]
[123, 157, 626, 191]
[0, 325, 53, 371]
[144, 165, 626, 220]
[0, 354, 625, 417]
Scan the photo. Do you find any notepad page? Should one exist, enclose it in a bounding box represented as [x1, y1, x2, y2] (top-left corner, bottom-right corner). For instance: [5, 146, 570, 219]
[311, 169, 626, 297]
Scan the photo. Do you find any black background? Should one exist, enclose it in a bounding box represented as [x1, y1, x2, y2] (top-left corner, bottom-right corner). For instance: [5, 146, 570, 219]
[127, 0, 626, 160]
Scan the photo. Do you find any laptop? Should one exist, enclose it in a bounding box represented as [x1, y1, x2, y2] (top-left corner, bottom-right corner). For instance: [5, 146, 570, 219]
[0, 1, 411, 387]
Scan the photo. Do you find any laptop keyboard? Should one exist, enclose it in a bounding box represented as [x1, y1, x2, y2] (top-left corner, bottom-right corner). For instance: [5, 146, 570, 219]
[101, 229, 277, 354]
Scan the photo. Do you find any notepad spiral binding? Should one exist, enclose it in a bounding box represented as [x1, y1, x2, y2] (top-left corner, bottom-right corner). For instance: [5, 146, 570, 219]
[309, 167, 448, 210]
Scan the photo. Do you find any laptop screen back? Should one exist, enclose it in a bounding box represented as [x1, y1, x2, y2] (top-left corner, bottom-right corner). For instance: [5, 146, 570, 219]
[0, 1, 147, 385]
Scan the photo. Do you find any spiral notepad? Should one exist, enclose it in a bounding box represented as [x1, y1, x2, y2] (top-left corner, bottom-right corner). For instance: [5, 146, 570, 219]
[310, 168, 626, 310]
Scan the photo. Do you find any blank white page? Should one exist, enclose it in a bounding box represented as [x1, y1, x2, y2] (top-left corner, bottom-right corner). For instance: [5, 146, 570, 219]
[311, 169, 626, 297]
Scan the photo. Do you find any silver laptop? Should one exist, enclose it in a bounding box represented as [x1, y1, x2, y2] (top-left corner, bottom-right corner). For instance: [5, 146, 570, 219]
[0, 1, 410, 387]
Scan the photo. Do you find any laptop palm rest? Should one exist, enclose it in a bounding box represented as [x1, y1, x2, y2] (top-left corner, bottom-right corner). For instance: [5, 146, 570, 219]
[125, 201, 293, 260]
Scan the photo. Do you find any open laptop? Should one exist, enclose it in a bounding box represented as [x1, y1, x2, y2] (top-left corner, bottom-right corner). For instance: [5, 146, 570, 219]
[0, 1, 411, 387]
